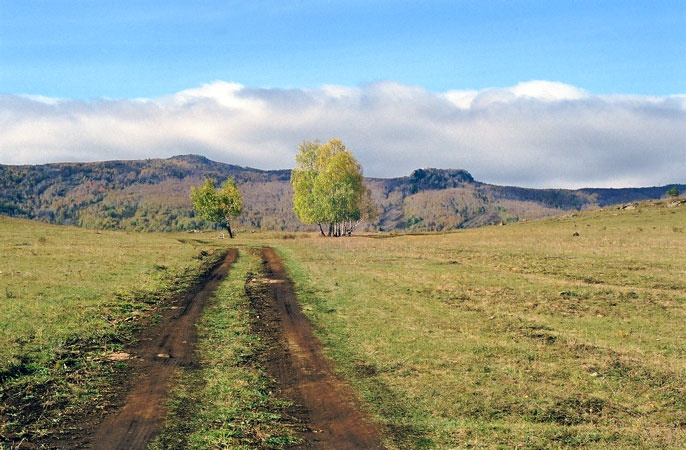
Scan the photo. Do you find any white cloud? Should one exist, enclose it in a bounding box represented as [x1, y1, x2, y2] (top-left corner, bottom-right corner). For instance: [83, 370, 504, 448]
[510, 80, 588, 101]
[0, 81, 684, 188]
[444, 81, 588, 110]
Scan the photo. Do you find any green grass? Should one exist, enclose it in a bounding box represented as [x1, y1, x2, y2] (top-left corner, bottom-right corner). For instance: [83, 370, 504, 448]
[261, 201, 686, 448]
[2, 200, 685, 448]
[0, 216, 225, 444]
[151, 246, 303, 449]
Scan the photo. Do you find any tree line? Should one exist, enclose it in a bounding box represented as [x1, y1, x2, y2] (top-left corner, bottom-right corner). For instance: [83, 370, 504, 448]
[4, 150, 681, 234]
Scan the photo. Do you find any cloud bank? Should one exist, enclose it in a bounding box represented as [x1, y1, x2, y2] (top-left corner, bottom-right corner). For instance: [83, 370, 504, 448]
[1, 80, 684, 188]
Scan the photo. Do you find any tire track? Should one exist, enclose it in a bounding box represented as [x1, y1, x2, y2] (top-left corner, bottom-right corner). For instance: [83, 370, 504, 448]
[258, 247, 385, 449]
[89, 249, 237, 450]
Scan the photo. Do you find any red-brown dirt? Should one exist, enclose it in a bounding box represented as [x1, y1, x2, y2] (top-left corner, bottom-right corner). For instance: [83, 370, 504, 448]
[256, 247, 385, 449]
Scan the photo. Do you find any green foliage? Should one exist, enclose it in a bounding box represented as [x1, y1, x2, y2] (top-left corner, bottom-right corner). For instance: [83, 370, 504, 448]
[190, 178, 243, 238]
[667, 186, 680, 198]
[291, 139, 377, 236]
[408, 167, 474, 193]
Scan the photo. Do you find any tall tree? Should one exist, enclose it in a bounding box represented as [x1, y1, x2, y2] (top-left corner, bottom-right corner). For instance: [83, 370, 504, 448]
[292, 138, 377, 236]
[190, 178, 243, 238]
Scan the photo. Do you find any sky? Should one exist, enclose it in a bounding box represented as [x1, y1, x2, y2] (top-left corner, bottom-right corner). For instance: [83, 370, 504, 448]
[1, 0, 685, 188]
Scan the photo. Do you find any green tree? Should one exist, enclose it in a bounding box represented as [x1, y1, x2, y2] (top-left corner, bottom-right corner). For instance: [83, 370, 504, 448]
[190, 178, 243, 238]
[666, 186, 680, 198]
[292, 138, 377, 236]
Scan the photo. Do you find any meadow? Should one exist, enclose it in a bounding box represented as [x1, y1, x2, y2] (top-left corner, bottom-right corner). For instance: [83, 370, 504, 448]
[2, 199, 685, 448]
[263, 200, 685, 448]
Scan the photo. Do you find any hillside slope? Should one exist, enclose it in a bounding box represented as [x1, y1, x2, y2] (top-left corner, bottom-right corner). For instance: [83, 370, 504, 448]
[1, 155, 683, 232]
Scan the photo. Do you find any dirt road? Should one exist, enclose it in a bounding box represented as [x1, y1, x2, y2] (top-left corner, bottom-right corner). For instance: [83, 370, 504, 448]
[256, 247, 385, 449]
[72, 246, 383, 449]
[88, 249, 237, 449]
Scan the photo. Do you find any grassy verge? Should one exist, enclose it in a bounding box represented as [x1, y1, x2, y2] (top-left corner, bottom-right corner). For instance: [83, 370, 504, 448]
[265, 201, 685, 448]
[152, 246, 303, 449]
[0, 217, 225, 445]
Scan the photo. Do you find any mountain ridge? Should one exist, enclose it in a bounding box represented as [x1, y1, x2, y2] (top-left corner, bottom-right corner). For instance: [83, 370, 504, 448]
[1, 155, 683, 232]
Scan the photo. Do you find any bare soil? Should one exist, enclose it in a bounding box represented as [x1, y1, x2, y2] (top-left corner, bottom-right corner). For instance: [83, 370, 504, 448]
[253, 247, 385, 449]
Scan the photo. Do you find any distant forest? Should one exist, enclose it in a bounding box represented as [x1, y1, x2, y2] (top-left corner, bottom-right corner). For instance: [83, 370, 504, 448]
[1, 155, 683, 233]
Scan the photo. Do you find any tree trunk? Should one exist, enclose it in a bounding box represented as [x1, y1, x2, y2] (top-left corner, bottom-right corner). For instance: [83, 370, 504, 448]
[226, 222, 234, 238]
[318, 223, 326, 236]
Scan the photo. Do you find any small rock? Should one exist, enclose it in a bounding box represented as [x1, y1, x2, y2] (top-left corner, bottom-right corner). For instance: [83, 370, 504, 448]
[107, 352, 132, 361]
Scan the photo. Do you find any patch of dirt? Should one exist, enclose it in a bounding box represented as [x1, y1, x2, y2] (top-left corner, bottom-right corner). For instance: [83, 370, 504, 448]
[252, 247, 385, 449]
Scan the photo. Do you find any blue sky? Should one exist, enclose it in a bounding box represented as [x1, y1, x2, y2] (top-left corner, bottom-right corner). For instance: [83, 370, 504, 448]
[1, 1, 685, 188]
[2, 0, 684, 98]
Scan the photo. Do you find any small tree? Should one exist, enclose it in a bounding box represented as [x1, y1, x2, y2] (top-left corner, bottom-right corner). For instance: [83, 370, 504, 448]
[666, 186, 680, 198]
[190, 178, 243, 238]
[292, 138, 377, 236]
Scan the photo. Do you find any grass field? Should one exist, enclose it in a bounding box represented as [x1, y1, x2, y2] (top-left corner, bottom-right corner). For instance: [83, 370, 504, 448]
[0, 216, 225, 444]
[262, 200, 685, 448]
[2, 199, 685, 448]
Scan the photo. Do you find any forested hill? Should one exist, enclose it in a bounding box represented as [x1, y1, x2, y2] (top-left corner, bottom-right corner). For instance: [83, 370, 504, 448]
[0, 155, 683, 232]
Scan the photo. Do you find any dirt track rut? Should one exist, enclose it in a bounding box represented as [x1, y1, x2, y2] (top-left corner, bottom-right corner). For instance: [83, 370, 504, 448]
[259, 247, 385, 449]
[87, 246, 383, 449]
[89, 249, 237, 449]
